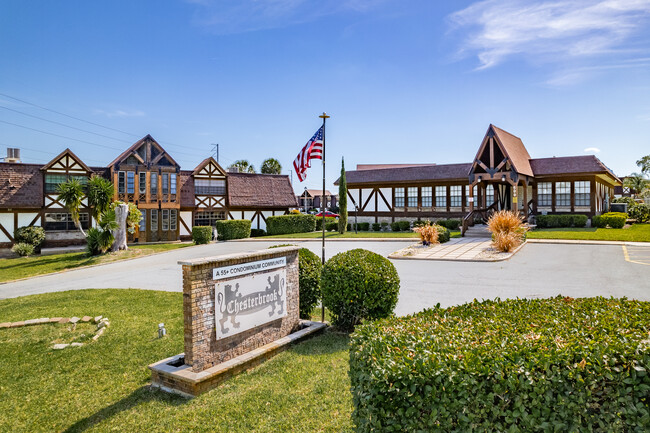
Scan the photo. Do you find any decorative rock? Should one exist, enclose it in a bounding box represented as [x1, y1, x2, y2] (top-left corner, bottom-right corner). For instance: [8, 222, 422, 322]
[92, 327, 105, 341]
[24, 319, 39, 326]
[59, 318, 70, 324]
[53, 343, 69, 350]
[97, 321, 107, 329]
[70, 317, 80, 324]
[93, 316, 103, 323]
[70, 342, 84, 347]
[50, 317, 62, 323]
[81, 316, 92, 322]
[10, 321, 25, 328]
[36, 318, 50, 324]
[0, 322, 11, 329]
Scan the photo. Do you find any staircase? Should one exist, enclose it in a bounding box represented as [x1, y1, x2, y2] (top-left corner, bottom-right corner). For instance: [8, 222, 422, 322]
[462, 224, 492, 239]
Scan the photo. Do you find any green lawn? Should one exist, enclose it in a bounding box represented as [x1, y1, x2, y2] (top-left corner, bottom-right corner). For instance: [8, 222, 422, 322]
[0, 290, 352, 433]
[528, 223, 650, 242]
[0, 243, 191, 283]
[260, 230, 462, 239]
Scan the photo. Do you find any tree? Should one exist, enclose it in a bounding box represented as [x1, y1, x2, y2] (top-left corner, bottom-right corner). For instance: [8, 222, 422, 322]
[110, 202, 142, 252]
[57, 178, 87, 236]
[338, 157, 348, 234]
[261, 158, 282, 174]
[636, 155, 650, 175]
[624, 173, 649, 199]
[87, 175, 114, 223]
[228, 160, 255, 173]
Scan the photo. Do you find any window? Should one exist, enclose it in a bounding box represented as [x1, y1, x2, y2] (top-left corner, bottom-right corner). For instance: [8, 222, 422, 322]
[394, 188, 405, 208]
[450, 185, 462, 207]
[485, 185, 495, 206]
[466, 185, 478, 206]
[421, 187, 432, 207]
[151, 209, 158, 231]
[195, 179, 226, 195]
[575, 181, 590, 206]
[139, 209, 146, 231]
[162, 173, 169, 195]
[162, 209, 169, 231]
[555, 182, 570, 206]
[127, 171, 135, 194]
[170, 173, 177, 194]
[194, 211, 226, 226]
[139, 172, 146, 194]
[407, 187, 418, 208]
[435, 186, 447, 208]
[44, 213, 89, 231]
[45, 174, 88, 193]
[150, 173, 158, 196]
[170, 209, 177, 231]
[118, 171, 126, 194]
[538, 182, 552, 206]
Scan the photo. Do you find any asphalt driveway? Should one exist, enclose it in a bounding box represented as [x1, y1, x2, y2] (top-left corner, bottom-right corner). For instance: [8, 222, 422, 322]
[0, 240, 647, 316]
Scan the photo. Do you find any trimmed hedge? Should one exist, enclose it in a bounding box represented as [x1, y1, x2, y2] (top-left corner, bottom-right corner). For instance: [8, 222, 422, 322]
[192, 226, 213, 244]
[349, 222, 370, 231]
[14, 226, 45, 253]
[325, 221, 338, 231]
[250, 228, 266, 237]
[350, 297, 650, 432]
[321, 249, 400, 331]
[390, 221, 401, 232]
[266, 214, 316, 235]
[436, 218, 461, 230]
[215, 219, 251, 240]
[269, 245, 322, 318]
[593, 212, 627, 229]
[372, 223, 381, 231]
[536, 214, 588, 228]
[316, 216, 336, 231]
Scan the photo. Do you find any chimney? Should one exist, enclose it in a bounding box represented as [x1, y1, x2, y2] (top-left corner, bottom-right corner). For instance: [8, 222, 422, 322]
[4, 148, 21, 163]
[227, 166, 240, 173]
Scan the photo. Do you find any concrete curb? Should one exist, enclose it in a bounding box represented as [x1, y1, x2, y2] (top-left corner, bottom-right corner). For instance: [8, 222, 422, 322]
[0, 243, 201, 286]
[527, 239, 649, 247]
[388, 240, 527, 262]
[236, 237, 421, 242]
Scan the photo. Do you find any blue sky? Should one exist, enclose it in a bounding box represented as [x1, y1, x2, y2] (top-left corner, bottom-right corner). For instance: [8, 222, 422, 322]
[1, 0, 649, 194]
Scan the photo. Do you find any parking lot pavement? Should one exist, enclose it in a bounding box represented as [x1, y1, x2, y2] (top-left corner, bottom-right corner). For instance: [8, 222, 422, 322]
[1, 240, 648, 317]
[623, 244, 650, 266]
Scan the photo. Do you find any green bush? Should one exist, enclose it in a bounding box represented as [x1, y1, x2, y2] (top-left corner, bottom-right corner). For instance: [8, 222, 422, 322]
[592, 215, 604, 228]
[350, 297, 650, 432]
[269, 245, 322, 318]
[316, 216, 336, 231]
[436, 219, 461, 230]
[14, 226, 46, 253]
[192, 226, 213, 244]
[11, 242, 34, 257]
[250, 228, 266, 237]
[536, 214, 588, 228]
[325, 221, 338, 231]
[629, 203, 650, 223]
[435, 224, 450, 243]
[358, 222, 370, 231]
[390, 221, 401, 232]
[372, 223, 381, 231]
[380, 222, 388, 230]
[86, 227, 115, 255]
[398, 221, 410, 231]
[266, 214, 316, 235]
[594, 212, 628, 229]
[321, 249, 400, 331]
[215, 219, 251, 240]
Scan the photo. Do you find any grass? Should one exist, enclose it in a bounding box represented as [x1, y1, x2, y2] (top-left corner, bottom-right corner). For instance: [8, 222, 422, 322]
[528, 223, 650, 242]
[260, 230, 462, 239]
[0, 289, 353, 433]
[0, 243, 191, 283]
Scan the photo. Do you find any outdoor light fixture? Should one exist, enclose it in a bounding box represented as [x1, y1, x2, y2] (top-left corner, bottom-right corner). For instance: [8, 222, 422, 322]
[501, 175, 506, 182]
[158, 323, 167, 338]
[477, 176, 482, 182]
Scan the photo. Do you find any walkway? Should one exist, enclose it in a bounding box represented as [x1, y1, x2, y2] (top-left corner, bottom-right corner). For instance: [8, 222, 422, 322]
[389, 237, 520, 261]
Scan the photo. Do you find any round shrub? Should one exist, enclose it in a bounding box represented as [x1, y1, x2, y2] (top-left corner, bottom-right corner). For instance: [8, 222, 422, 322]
[192, 226, 213, 244]
[270, 245, 322, 318]
[14, 226, 45, 253]
[372, 223, 381, 231]
[12, 242, 34, 257]
[435, 224, 450, 243]
[215, 219, 251, 240]
[629, 203, 650, 223]
[321, 249, 400, 331]
[390, 221, 401, 232]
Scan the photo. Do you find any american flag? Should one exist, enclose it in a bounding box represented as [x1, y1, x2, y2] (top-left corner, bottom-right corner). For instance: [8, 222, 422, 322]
[293, 126, 323, 182]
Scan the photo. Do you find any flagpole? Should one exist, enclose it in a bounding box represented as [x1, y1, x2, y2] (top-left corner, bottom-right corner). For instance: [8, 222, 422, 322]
[319, 112, 330, 323]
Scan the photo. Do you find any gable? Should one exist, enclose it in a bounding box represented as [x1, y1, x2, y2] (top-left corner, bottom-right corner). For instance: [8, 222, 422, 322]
[470, 125, 533, 178]
[192, 157, 227, 178]
[41, 149, 92, 174]
[108, 135, 180, 169]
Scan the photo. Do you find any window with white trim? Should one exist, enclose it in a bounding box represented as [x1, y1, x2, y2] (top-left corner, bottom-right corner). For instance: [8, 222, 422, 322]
[465, 185, 478, 206]
[139, 172, 146, 194]
[170, 173, 177, 194]
[118, 171, 126, 194]
[44, 213, 89, 231]
[194, 211, 226, 226]
[407, 187, 418, 208]
[574, 181, 590, 206]
[450, 185, 462, 207]
[127, 171, 135, 194]
[421, 187, 432, 207]
[394, 188, 405, 208]
[435, 186, 447, 207]
[150, 173, 158, 196]
[162, 209, 170, 231]
[538, 182, 552, 206]
[162, 174, 169, 195]
[194, 179, 226, 195]
[485, 184, 495, 206]
[555, 182, 570, 206]
[170, 209, 177, 231]
[151, 209, 158, 231]
[139, 209, 146, 231]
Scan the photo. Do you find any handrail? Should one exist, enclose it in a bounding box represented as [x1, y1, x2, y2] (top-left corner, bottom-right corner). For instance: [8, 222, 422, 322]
[461, 202, 497, 235]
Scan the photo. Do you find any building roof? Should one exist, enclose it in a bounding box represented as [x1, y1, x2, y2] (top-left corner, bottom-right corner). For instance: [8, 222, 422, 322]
[41, 148, 93, 173]
[490, 125, 534, 177]
[0, 163, 43, 208]
[227, 173, 298, 208]
[338, 163, 472, 185]
[107, 134, 180, 169]
[530, 155, 620, 181]
[356, 164, 435, 170]
[303, 189, 334, 197]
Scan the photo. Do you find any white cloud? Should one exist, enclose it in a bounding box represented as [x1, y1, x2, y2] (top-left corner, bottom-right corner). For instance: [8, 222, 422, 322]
[448, 0, 650, 76]
[93, 109, 146, 118]
[186, 0, 388, 33]
[584, 147, 601, 153]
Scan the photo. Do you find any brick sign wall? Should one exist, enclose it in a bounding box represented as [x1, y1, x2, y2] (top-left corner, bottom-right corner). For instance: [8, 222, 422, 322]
[179, 246, 300, 373]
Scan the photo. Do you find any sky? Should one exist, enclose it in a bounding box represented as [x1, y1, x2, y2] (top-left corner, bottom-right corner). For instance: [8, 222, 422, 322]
[1, 0, 649, 194]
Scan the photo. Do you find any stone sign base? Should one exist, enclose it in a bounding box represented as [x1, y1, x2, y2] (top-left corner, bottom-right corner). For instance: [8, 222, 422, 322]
[149, 320, 326, 397]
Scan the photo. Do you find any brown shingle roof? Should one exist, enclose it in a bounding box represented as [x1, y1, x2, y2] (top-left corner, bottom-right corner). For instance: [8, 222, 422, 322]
[339, 163, 472, 185]
[356, 164, 435, 170]
[530, 155, 620, 181]
[0, 163, 43, 208]
[491, 125, 534, 177]
[228, 173, 298, 208]
[304, 189, 334, 197]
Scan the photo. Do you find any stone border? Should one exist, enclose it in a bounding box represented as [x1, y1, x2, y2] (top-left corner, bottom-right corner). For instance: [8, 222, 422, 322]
[149, 320, 327, 397]
[0, 315, 110, 349]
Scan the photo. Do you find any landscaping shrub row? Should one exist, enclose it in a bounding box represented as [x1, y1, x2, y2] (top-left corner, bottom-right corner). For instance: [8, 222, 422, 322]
[350, 297, 650, 432]
[536, 214, 588, 228]
[390, 221, 411, 232]
[435, 218, 461, 230]
[316, 216, 337, 231]
[593, 212, 627, 229]
[192, 226, 213, 244]
[215, 219, 251, 240]
[266, 214, 316, 235]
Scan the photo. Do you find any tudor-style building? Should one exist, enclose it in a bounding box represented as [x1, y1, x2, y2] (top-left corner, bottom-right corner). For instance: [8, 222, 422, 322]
[339, 125, 621, 233]
[0, 135, 297, 247]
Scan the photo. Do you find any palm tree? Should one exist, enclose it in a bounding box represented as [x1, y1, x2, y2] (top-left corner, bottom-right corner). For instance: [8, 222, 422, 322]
[87, 175, 114, 223]
[624, 173, 649, 199]
[57, 178, 87, 236]
[261, 158, 282, 174]
[636, 155, 650, 175]
[227, 160, 255, 173]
